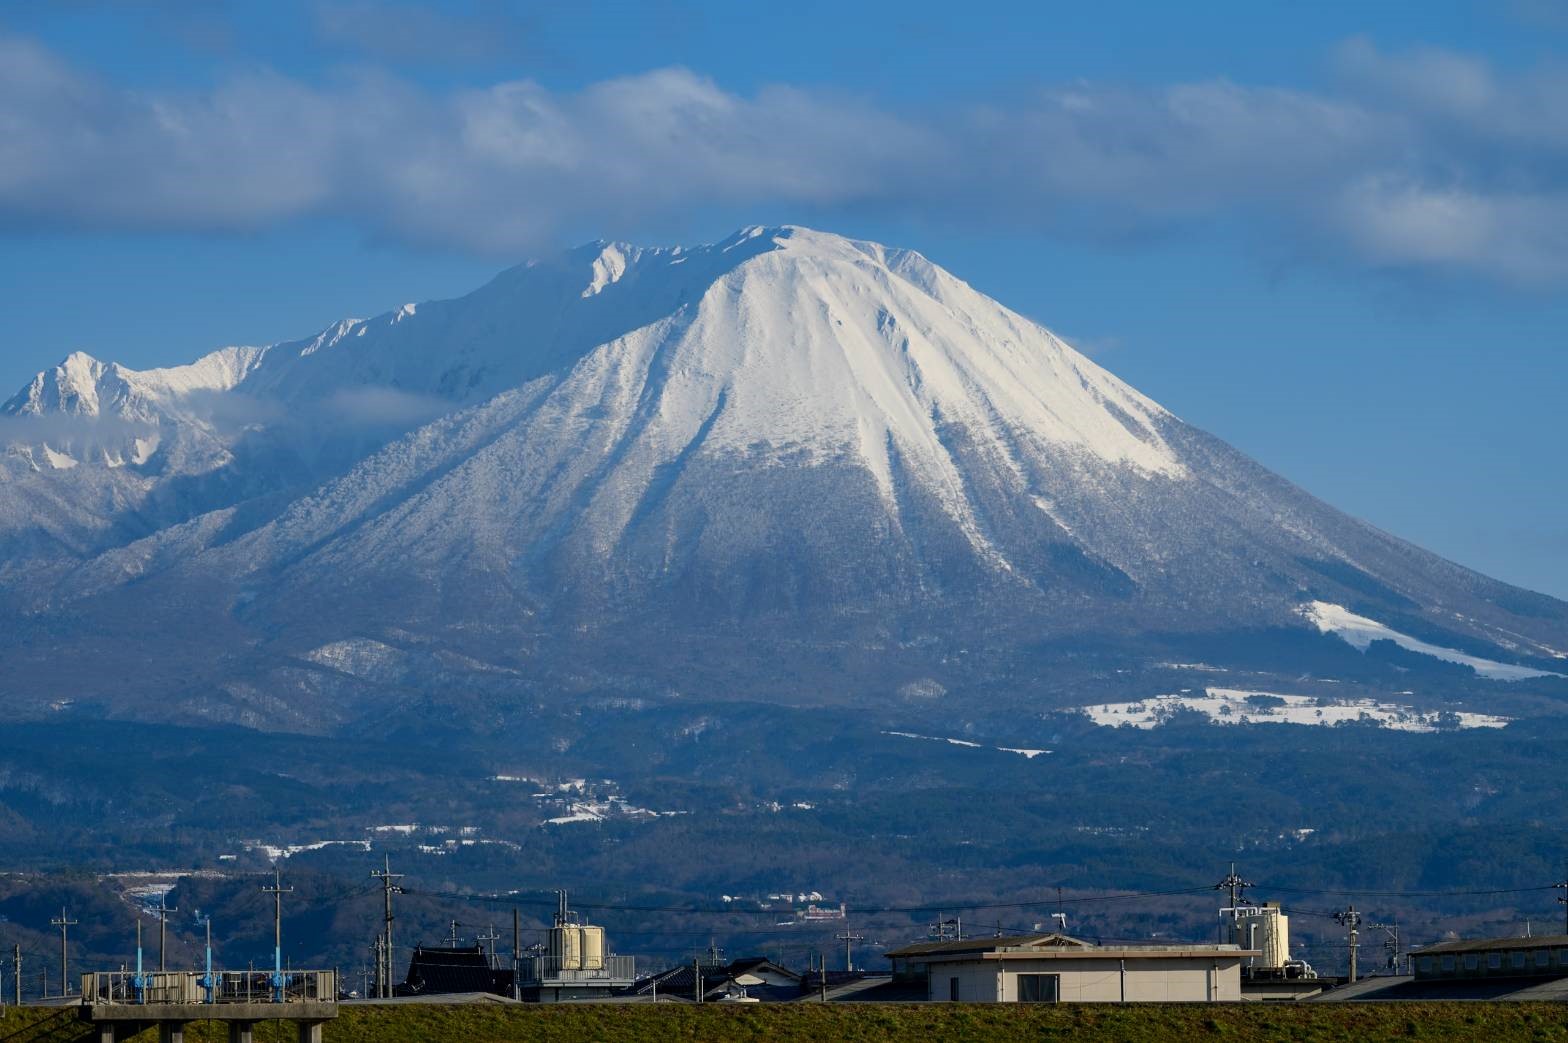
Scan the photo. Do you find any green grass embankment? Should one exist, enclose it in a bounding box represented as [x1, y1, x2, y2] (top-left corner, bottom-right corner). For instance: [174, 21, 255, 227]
[6, 1001, 1568, 1042]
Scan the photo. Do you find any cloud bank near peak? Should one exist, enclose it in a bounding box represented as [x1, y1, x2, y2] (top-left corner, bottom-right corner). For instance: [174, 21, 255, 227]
[4, 31, 1568, 285]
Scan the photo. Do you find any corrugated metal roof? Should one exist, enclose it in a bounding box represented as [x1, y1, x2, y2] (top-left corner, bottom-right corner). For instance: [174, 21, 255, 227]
[1416, 935, 1568, 955]
[885, 933, 1087, 958]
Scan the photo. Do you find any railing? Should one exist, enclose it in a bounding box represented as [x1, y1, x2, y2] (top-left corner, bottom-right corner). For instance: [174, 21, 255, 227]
[81, 970, 337, 1005]
[521, 954, 636, 983]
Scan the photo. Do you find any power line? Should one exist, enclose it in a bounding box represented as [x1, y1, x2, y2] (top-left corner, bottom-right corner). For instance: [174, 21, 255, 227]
[1261, 883, 1558, 898]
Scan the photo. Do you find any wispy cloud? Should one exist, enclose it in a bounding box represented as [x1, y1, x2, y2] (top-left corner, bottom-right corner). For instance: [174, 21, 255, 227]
[5, 30, 1568, 285]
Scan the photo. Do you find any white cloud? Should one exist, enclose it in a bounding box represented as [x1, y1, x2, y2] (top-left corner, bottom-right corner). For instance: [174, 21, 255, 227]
[5, 30, 1568, 285]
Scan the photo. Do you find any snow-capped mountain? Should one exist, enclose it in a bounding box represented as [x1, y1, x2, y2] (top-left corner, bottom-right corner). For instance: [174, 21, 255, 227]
[2, 226, 1563, 731]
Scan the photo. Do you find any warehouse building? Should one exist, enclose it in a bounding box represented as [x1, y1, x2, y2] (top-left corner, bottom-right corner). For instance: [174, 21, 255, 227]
[1412, 935, 1568, 981]
[885, 932, 1257, 1003]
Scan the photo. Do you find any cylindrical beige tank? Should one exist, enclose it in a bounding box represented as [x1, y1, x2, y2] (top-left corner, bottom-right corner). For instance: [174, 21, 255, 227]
[548, 925, 583, 971]
[1236, 905, 1289, 969]
[579, 925, 606, 971]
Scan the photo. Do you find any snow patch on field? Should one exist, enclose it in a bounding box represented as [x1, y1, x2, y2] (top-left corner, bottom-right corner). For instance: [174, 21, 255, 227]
[1303, 601, 1561, 681]
[1077, 687, 1510, 733]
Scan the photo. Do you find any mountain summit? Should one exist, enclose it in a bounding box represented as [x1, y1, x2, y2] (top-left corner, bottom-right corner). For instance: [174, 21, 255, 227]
[2, 226, 1563, 731]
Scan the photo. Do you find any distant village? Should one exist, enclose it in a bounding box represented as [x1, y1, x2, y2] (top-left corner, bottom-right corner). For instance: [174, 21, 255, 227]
[16, 860, 1568, 1043]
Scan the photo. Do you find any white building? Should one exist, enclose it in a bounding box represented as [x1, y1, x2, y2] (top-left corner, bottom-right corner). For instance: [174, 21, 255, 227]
[885, 933, 1256, 1003]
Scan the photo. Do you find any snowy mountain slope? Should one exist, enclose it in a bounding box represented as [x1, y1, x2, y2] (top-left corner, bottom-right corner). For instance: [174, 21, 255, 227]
[1, 226, 1564, 728]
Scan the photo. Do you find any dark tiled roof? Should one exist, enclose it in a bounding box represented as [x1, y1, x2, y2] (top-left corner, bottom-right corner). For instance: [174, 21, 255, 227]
[396, 945, 513, 997]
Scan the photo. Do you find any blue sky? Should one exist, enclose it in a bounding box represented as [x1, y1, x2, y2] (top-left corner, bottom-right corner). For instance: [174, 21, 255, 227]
[2, 0, 1566, 596]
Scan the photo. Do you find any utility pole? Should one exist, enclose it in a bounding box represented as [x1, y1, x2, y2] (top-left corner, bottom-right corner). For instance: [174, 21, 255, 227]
[262, 868, 294, 1003]
[836, 930, 864, 973]
[448, 920, 461, 948]
[197, 915, 215, 1003]
[13, 945, 21, 1006]
[1335, 905, 1363, 983]
[1215, 863, 1252, 944]
[369, 855, 403, 999]
[1555, 860, 1568, 936]
[157, 892, 178, 972]
[477, 926, 500, 967]
[1367, 920, 1402, 975]
[512, 908, 521, 1002]
[51, 907, 78, 997]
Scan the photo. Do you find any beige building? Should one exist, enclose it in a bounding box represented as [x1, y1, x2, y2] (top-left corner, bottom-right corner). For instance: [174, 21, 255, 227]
[885, 933, 1256, 1003]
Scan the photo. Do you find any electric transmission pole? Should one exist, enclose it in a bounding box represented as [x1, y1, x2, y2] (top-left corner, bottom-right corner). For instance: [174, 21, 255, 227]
[370, 855, 403, 999]
[51, 907, 78, 997]
[512, 908, 521, 1002]
[1217, 862, 1250, 909]
[262, 868, 294, 1002]
[1555, 861, 1568, 936]
[836, 930, 864, 972]
[156, 892, 178, 972]
[1367, 920, 1402, 975]
[477, 926, 500, 967]
[1335, 905, 1363, 983]
[12, 946, 20, 1006]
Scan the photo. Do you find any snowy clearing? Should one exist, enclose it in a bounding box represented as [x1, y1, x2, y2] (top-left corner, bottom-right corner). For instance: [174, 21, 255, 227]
[1077, 687, 1510, 733]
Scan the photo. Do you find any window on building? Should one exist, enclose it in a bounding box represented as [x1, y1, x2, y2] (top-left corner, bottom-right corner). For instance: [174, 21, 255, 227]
[949, 977, 960, 1002]
[1511, 951, 1527, 970]
[1535, 950, 1550, 968]
[1016, 974, 1060, 1004]
[1418, 956, 1434, 974]
[1463, 955, 1479, 971]
[1557, 949, 1568, 965]
[1487, 953, 1503, 970]
[1441, 956, 1456, 972]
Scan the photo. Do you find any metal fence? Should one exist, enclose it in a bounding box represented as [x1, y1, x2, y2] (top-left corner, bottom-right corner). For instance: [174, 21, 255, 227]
[520, 954, 635, 983]
[81, 970, 337, 1005]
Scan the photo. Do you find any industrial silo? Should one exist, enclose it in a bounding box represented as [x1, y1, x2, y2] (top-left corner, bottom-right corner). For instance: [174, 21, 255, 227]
[579, 925, 606, 971]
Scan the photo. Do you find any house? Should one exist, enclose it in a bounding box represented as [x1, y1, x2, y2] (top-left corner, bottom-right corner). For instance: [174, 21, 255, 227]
[395, 945, 513, 998]
[884, 932, 1257, 1003]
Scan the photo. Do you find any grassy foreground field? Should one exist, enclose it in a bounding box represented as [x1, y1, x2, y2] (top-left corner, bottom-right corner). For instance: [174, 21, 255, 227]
[7, 1002, 1568, 1042]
